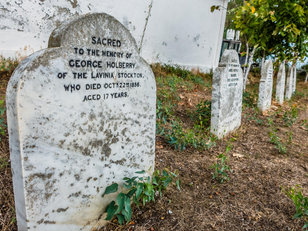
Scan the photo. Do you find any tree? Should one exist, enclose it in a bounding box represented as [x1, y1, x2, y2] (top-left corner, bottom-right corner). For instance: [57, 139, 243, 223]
[232, 0, 307, 88]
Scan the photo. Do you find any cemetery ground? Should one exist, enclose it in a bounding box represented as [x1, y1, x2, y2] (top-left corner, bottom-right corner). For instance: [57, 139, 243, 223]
[0, 63, 307, 231]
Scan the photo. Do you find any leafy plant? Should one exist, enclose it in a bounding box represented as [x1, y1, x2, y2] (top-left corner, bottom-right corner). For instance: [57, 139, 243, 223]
[282, 185, 308, 230]
[194, 100, 211, 129]
[102, 169, 180, 225]
[283, 105, 298, 127]
[211, 144, 232, 183]
[269, 129, 287, 154]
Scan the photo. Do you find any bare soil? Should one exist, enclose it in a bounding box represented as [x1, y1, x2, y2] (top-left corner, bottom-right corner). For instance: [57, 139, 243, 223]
[1, 68, 307, 231]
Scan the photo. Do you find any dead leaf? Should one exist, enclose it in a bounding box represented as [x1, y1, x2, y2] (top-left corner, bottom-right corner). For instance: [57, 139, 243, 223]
[232, 153, 244, 158]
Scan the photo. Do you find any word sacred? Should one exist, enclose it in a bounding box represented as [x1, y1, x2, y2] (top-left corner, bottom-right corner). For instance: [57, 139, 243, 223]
[91, 36, 121, 47]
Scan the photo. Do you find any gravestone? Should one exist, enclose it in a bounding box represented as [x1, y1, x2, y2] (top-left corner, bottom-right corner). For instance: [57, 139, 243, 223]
[210, 49, 243, 138]
[7, 13, 156, 231]
[275, 62, 286, 105]
[257, 60, 273, 111]
[292, 66, 297, 94]
[285, 66, 293, 100]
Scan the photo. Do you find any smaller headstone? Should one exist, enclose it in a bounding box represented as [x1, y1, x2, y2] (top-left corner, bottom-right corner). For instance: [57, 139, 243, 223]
[292, 66, 297, 94]
[275, 62, 286, 105]
[235, 31, 240, 40]
[257, 60, 273, 111]
[226, 29, 235, 40]
[211, 49, 243, 138]
[285, 66, 293, 100]
[305, 72, 308, 83]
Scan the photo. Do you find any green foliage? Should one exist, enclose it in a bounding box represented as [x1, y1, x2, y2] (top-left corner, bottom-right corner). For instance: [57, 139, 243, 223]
[268, 129, 287, 154]
[194, 100, 211, 129]
[283, 105, 298, 127]
[0, 99, 6, 140]
[232, 0, 308, 62]
[245, 108, 265, 125]
[155, 66, 215, 151]
[282, 185, 308, 230]
[0, 157, 9, 169]
[157, 120, 216, 151]
[211, 144, 232, 183]
[102, 169, 180, 225]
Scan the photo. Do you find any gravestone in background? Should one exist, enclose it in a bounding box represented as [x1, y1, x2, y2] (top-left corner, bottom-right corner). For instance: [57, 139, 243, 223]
[285, 66, 293, 100]
[292, 66, 297, 94]
[210, 49, 243, 138]
[6, 13, 156, 231]
[257, 60, 273, 111]
[275, 62, 286, 105]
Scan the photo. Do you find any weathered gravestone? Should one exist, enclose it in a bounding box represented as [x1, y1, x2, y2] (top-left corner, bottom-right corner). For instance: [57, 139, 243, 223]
[285, 66, 293, 100]
[210, 50, 243, 138]
[275, 62, 286, 105]
[292, 66, 297, 94]
[257, 60, 273, 111]
[6, 13, 156, 231]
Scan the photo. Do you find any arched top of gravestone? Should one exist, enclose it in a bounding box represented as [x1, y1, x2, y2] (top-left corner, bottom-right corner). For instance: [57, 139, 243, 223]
[260, 60, 273, 81]
[219, 50, 239, 67]
[48, 13, 138, 51]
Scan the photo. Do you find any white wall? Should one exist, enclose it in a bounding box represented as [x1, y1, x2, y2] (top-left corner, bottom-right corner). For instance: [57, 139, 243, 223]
[0, 0, 227, 72]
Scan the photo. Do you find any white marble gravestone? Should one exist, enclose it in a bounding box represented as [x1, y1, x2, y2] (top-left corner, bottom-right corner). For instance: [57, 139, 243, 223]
[292, 66, 297, 94]
[275, 62, 286, 105]
[7, 13, 156, 231]
[210, 50, 243, 138]
[285, 66, 293, 100]
[257, 60, 273, 111]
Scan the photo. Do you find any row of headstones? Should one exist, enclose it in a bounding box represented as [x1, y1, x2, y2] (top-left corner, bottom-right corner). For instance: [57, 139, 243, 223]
[5, 13, 299, 231]
[210, 50, 297, 138]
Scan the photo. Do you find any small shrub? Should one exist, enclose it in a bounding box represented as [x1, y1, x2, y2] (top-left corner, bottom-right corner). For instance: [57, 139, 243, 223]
[283, 105, 298, 127]
[269, 129, 287, 154]
[282, 185, 308, 230]
[194, 100, 211, 129]
[211, 144, 232, 183]
[102, 169, 180, 225]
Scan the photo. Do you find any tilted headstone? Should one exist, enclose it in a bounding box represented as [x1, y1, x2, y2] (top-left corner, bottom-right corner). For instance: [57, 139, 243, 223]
[275, 62, 286, 105]
[7, 13, 156, 231]
[285, 66, 293, 100]
[211, 49, 243, 138]
[257, 60, 273, 111]
[292, 65, 297, 94]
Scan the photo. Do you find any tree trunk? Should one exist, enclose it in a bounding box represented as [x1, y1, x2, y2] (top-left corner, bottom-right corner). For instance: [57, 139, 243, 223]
[243, 43, 249, 74]
[243, 46, 256, 91]
[305, 72, 308, 83]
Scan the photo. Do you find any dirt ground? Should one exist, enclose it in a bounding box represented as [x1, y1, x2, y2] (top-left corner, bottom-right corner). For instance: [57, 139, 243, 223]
[0, 67, 307, 231]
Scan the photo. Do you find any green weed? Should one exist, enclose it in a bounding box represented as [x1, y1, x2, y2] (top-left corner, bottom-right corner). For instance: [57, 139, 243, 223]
[211, 144, 232, 183]
[283, 105, 298, 127]
[102, 169, 180, 225]
[0, 157, 9, 169]
[194, 100, 211, 129]
[282, 185, 308, 230]
[269, 129, 287, 154]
